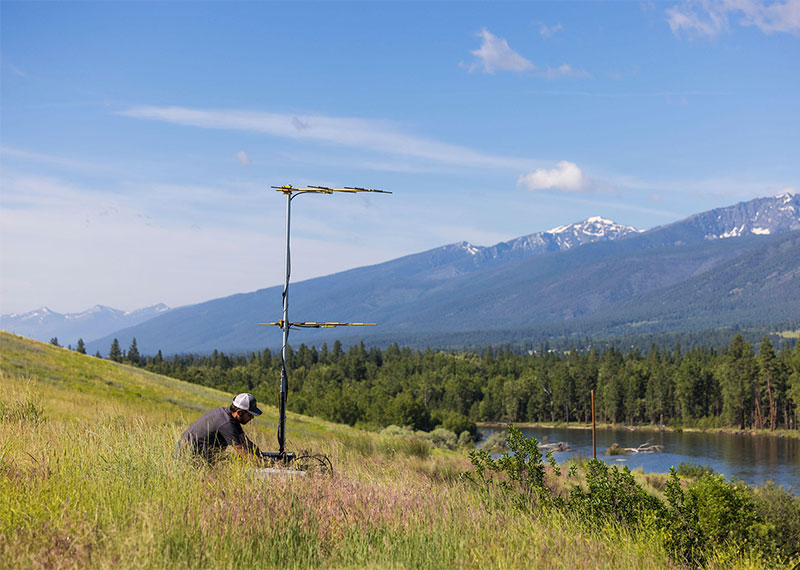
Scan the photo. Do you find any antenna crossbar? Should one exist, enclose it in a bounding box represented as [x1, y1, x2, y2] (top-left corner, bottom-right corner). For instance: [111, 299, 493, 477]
[271, 184, 391, 195]
[260, 321, 377, 329]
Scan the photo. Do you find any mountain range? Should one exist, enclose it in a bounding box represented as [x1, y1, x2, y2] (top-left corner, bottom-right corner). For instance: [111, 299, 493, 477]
[0, 304, 170, 347]
[64, 192, 799, 356]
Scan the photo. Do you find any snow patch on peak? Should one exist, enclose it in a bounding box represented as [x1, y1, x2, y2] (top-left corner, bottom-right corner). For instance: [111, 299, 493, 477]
[454, 241, 481, 255]
[720, 225, 745, 239]
[585, 216, 614, 225]
[750, 227, 771, 235]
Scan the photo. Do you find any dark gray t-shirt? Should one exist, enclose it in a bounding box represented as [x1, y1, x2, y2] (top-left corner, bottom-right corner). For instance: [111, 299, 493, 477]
[178, 407, 246, 461]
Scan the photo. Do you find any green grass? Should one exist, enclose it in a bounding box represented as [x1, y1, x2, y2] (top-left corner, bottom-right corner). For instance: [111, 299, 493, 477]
[0, 332, 785, 569]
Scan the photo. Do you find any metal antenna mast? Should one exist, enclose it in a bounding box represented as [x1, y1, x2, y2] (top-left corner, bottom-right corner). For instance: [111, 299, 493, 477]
[261, 184, 391, 460]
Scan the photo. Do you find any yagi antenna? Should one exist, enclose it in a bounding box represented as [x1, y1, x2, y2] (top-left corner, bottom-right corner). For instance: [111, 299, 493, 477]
[260, 321, 377, 329]
[262, 184, 390, 460]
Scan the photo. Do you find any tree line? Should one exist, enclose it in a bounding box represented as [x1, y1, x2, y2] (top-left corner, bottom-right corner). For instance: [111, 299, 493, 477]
[97, 334, 800, 436]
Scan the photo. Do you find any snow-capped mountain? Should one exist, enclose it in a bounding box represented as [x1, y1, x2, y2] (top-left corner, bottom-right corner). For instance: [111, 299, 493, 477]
[667, 192, 800, 241]
[419, 216, 642, 280]
[1, 303, 169, 347]
[498, 216, 642, 253]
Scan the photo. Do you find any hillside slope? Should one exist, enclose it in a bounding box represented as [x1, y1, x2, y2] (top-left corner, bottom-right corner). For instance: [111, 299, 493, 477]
[1, 332, 692, 570]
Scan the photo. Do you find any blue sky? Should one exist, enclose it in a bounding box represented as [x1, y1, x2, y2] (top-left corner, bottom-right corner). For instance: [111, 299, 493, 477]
[1, 1, 798, 315]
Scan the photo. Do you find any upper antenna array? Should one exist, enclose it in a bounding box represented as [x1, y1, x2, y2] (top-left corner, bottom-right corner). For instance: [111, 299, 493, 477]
[271, 184, 391, 195]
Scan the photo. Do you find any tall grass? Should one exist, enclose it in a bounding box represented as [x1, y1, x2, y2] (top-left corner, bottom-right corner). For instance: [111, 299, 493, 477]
[0, 333, 786, 569]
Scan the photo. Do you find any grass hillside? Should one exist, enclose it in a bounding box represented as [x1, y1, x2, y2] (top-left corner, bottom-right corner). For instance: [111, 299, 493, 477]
[0, 332, 787, 569]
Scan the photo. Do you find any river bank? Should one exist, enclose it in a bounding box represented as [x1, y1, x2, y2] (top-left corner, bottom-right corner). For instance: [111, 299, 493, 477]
[477, 421, 800, 440]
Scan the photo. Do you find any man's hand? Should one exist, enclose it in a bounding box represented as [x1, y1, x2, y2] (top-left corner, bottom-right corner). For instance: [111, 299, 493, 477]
[232, 436, 269, 463]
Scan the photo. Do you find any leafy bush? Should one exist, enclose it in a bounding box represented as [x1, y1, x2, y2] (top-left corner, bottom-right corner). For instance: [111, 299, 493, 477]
[437, 410, 477, 441]
[377, 424, 432, 458]
[569, 460, 665, 528]
[457, 430, 474, 449]
[751, 481, 800, 561]
[424, 428, 457, 450]
[689, 474, 755, 553]
[676, 461, 716, 479]
[481, 430, 507, 453]
[662, 467, 706, 567]
[464, 425, 550, 512]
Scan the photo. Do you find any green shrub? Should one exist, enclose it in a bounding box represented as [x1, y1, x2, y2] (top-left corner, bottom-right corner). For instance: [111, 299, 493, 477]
[676, 461, 716, 479]
[424, 427, 457, 450]
[457, 430, 475, 449]
[751, 481, 800, 561]
[663, 467, 707, 567]
[481, 430, 507, 453]
[464, 425, 550, 512]
[378, 424, 432, 458]
[689, 474, 755, 550]
[569, 460, 665, 528]
[437, 410, 477, 441]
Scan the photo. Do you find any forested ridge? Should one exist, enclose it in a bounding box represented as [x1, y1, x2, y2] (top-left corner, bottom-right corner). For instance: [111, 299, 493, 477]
[97, 333, 800, 437]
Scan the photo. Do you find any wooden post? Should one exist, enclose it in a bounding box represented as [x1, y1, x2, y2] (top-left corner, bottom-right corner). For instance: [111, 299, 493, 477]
[591, 389, 596, 460]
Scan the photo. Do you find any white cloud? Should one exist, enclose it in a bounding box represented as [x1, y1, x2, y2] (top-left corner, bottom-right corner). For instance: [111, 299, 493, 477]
[742, 0, 800, 33]
[465, 29, 536, 74]
[537, 22, 564, 38]
[119, 105, 536, 170]
[518, 161, 591, 192]
[236, 150, 250, 166]
[667, 0, 800, 37]
[544, 64, 591, 79]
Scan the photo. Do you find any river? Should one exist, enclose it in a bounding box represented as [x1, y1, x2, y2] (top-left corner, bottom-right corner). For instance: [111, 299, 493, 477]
[479, 425, 799, 491]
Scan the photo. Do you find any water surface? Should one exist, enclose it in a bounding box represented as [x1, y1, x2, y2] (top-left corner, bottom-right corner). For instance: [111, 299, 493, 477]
[479, 425, 799, 491]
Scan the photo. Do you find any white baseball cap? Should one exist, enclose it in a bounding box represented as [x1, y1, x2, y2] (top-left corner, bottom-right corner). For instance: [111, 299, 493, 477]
[232, 393, 262, 416]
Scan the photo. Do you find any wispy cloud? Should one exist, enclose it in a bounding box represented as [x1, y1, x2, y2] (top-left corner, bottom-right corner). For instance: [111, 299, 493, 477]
[235, 150, 250, 167]
[544, 64, 591, 79]
[464, 29, 536, 74]
[119, 105, 537, 170]
[0, 146, 119, 174]
[667, 0, 800, 37]
[0, 170, 403, 313]
[518, 161, 592, 193]
[463, 29, 589, 79]
[537, 21, 564, 38]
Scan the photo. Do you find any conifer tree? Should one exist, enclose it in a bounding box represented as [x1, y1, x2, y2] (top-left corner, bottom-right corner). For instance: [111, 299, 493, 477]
[127, 338, 141, 366]
[758, 337, 780, 430]
[109, 338, 122, 362]
[76, 338, 86, 354]
[721, 335, 757, 429]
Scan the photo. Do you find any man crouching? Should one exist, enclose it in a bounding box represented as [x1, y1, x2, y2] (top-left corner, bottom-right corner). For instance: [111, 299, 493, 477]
[176, 393, 268, 464]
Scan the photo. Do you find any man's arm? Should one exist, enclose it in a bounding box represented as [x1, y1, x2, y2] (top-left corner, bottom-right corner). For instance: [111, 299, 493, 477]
[231, 434, 267, 461]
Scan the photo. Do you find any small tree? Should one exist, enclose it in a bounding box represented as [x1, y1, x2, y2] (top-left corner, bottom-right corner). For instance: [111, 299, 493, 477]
[109, 338, 122, 362]
[76, 338, 86, 354]
[127, 338, 141, 366]
[50, 337, 60, 347]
